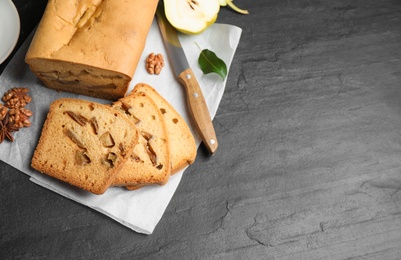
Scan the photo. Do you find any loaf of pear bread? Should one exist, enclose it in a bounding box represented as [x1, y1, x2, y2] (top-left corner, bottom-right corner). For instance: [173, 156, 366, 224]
[112, 91, 171, 186]
[31, 98, 139, 195]
[25, 0, 158, 100]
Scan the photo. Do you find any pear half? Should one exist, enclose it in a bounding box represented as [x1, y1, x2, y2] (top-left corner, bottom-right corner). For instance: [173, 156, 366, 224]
[164, 0, 220, 34]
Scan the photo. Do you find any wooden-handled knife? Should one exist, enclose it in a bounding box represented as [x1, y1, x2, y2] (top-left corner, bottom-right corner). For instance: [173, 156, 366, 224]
[156, 4, 218, 155]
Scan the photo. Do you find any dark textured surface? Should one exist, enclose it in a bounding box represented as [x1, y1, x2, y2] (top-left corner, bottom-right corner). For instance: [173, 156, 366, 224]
[1, 0, 401, 259]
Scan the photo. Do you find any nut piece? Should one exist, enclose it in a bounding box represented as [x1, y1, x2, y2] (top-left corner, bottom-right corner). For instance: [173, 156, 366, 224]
[102, 152, 118, 168]
[0, 105, 7, 121]
[145, 141, 157, 166]
[90, 117, 99, 135]
[108, 152, 118, 164]
[114, 102, 141, 124]
[75, 150, 91, 165]
[100, 132, 115, 147]
[65, 128, 86, 150]
[2, 87, 31, 109]
[0, 87, 33, 144]
[141, 131, 153, 141]
[119, 143, 127, 157]
[8, 107, 33, 128]
[65, 111, 89, 126]
[146, 53, 164, 75]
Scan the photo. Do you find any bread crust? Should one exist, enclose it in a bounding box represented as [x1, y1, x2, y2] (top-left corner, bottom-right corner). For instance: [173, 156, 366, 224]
[25, 0, 158, 100]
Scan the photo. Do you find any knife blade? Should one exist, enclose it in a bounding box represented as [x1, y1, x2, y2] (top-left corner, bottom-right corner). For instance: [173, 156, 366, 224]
[156, 4, 218, 155]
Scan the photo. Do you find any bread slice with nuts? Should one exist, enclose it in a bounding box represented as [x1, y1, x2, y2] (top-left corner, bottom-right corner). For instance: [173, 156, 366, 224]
[111, 91, 171, 187]
[31, 98, 139, 195]
[124, 83, 197, 190]
[132, 83, 197, 174]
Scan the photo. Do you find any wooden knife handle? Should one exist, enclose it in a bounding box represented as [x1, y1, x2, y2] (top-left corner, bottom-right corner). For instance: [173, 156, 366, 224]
[178, 68, 218, 155]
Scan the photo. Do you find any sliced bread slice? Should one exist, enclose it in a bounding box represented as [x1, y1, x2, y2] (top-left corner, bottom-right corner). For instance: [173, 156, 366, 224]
[132, 83, 197, 174]
[112, 91, 171, 186]
[124, 83, 197, 191]
[31, 98, 139, 195]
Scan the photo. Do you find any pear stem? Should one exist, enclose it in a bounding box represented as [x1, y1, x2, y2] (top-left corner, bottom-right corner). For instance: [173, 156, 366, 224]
[226, 0, 249, 15]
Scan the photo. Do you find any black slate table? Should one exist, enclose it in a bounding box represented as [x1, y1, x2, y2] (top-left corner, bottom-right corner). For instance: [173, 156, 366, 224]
[1, 0, 401, 259]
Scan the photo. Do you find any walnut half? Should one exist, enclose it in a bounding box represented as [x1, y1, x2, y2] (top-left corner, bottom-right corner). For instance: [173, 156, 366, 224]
[2, 87, 31, 109]
[146, 53, 164, 75]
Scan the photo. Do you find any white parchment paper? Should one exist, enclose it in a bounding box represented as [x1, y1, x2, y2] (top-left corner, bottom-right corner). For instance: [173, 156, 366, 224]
[0, 19, 242, 234]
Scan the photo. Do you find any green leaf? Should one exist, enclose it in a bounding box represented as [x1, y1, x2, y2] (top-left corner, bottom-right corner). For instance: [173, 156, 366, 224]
[198, 49, 227, 80]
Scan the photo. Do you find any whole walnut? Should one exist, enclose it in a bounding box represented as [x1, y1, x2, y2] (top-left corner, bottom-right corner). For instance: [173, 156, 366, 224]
[146, 53, 165, 75]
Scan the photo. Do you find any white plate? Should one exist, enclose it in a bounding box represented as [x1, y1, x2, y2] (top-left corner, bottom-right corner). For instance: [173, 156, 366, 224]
[0, 0, 20, 64]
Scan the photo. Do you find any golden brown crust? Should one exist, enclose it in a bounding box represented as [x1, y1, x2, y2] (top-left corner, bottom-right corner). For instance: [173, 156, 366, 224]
[25, 0, 159, 100]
